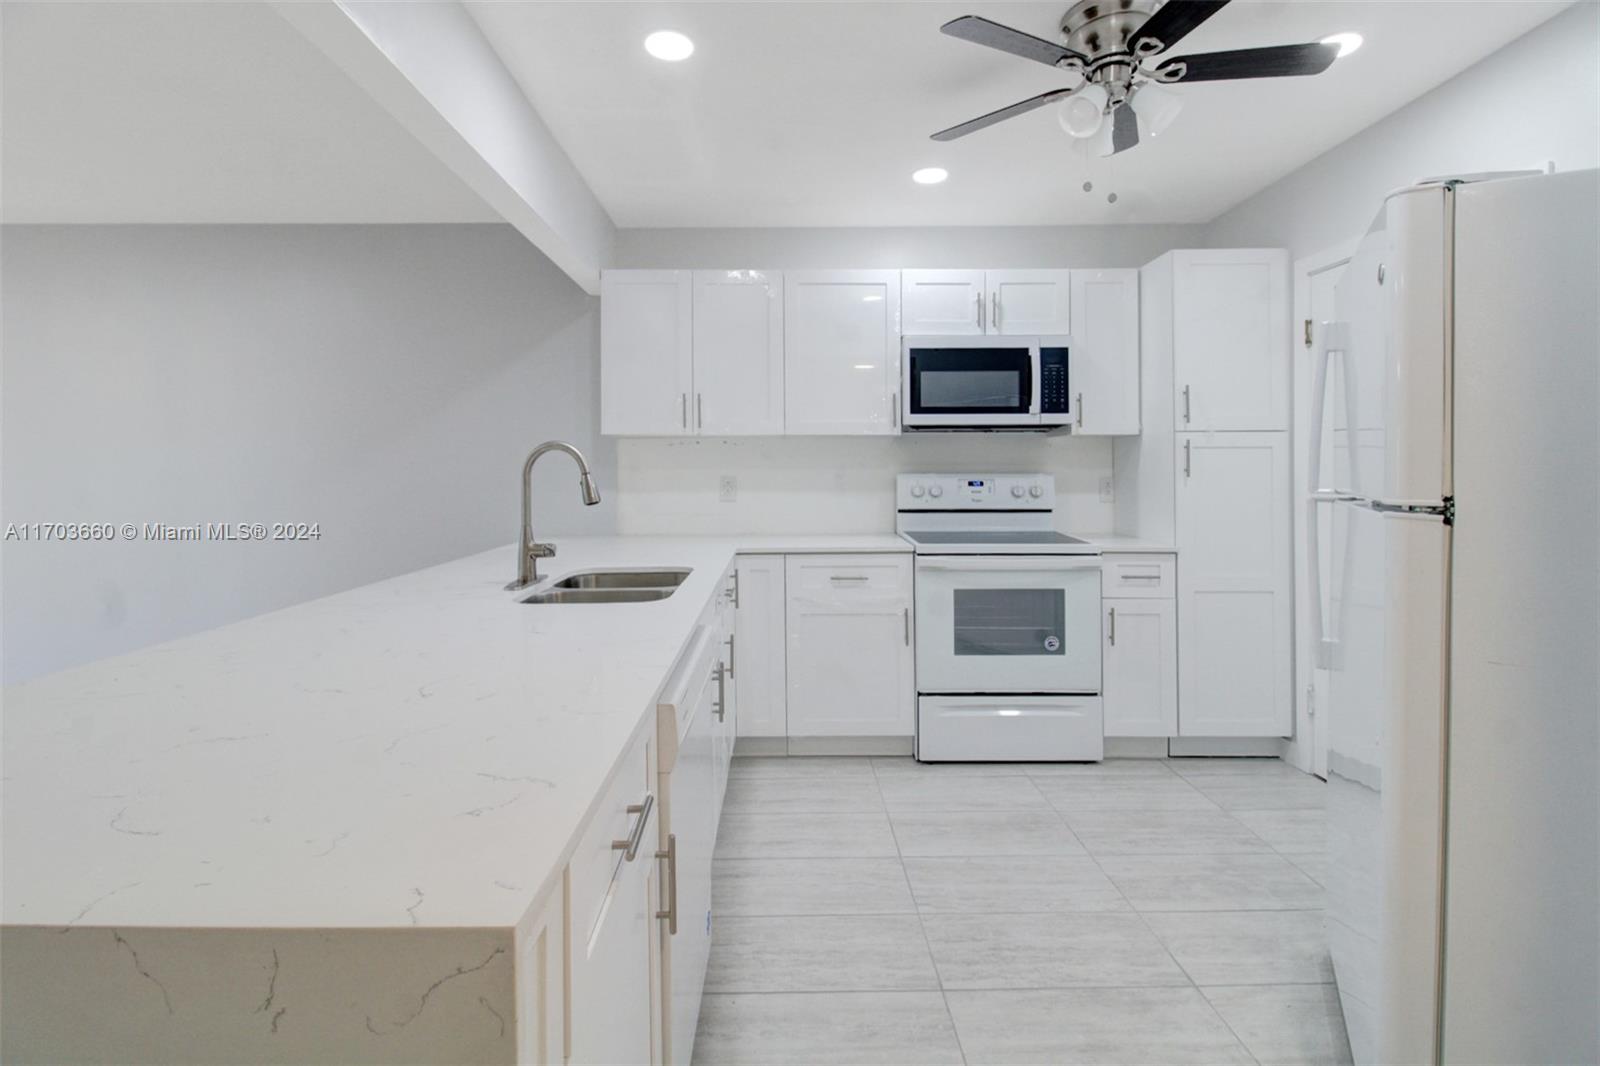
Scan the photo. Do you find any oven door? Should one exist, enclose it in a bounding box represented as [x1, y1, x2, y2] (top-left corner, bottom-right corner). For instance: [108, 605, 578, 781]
[914, 555, 1102, 694]
[902, 338, 1040, 427]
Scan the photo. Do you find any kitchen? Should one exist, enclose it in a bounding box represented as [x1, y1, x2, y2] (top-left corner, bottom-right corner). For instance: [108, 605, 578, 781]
[3, 2, 1597, 1064]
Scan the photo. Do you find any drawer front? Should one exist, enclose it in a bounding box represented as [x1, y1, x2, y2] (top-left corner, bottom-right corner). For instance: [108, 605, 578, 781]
[787, 554, 911, 605]
[569, 729, 654, 946]
[916, 695, 1103, 762]
[1102, 553, 1176, 598]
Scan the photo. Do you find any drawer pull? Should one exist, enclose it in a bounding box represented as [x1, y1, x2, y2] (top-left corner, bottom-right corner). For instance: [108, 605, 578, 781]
[713, 663, 727, 722]
[830, 575, 869, 582]
[1108, 606, 1117, 646]
[612, 793, 655, 862]
[726, 633, 736, 679]
[655, 833, 678, 935]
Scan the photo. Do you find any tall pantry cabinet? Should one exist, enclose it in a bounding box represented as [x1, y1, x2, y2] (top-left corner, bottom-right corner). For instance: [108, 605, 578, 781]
[1114, 249, 1293, 738]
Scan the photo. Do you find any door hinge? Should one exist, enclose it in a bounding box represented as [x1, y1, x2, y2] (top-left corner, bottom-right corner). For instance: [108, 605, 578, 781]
[1303, 319, 1314, 349]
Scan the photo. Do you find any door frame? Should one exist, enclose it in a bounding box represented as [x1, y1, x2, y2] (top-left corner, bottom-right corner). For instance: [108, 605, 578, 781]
[1284, 238, 1359, 777]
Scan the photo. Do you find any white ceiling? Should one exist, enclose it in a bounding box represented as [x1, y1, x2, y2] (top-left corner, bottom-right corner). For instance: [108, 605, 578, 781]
[467, 0, 1572, 227]
[1, 2, 497, 223]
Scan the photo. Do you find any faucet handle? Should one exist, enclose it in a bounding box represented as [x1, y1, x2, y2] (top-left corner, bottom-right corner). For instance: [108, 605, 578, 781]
[528, 542, 557, 559]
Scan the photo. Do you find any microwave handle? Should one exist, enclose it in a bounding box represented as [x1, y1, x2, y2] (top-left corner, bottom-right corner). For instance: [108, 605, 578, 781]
[1030, 346, 1043, 417]
[915, 556, 1101, 573]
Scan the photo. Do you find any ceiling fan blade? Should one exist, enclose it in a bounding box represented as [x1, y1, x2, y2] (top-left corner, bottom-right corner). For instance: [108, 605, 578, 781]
[1129, 0, 1230, 57]
[940, 15, 1087, 69]
[1154, 41, 1339, 82]
[1111, 102, 1140, 154]
[931, 87, 1080, 141]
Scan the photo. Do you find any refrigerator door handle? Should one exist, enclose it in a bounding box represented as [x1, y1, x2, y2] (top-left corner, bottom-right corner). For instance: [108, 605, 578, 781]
[1308, 322, 1349, 670]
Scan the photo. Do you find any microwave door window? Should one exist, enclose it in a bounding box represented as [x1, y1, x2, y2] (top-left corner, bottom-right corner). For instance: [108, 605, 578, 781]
[909, 347, 1033, 415]
[953, 588, 1066, 656]
[922, 371, 1022, 409]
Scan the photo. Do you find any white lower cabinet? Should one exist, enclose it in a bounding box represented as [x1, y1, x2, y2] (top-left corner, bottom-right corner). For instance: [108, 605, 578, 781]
[784, 554, 914, 738]
[1102, 598, 1179, 737]
[516, 889, 566, 1065]
[732, 556, 786, 738]
[567, 729, 660, 1065]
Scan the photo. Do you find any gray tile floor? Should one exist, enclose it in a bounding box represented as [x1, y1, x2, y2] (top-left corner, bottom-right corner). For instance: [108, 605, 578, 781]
[694, 756, 1353, 1066]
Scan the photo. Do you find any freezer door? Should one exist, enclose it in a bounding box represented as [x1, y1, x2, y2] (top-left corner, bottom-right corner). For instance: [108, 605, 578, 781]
[1324, 498, 1449, 1066]
[1320, 186, 1450, 504]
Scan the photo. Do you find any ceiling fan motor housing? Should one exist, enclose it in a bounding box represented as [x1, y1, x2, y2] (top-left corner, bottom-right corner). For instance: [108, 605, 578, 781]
[1059, 0, 1164, 63]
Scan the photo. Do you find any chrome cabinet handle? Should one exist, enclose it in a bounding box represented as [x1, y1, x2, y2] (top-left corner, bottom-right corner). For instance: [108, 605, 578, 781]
[713, 663, 726, 722]
[731, 570, 740, 608]
[903, 607, 910, 646]
[1108, 606, 1117, 646]
[991, 291, 1000, 332]
[654, 833, 678, 935]
[680, 393, 687, 429]
[975, 290, 984, 332]
[1076, 392, 1084, 428]
[1183, 439, 1192, 479]
[726, 633, 736, 679]
[696, 393, 704, 430]
[612, 793, 655, 862]
[830, 575, 869, 582]
[1182, 385, 1191, 424]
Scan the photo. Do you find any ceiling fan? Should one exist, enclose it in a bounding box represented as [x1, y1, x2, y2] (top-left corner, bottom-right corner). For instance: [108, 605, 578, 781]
[931, 0, 1341, 156]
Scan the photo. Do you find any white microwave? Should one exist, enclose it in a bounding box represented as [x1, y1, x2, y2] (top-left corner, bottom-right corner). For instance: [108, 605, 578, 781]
[901, 335, 1073, 430]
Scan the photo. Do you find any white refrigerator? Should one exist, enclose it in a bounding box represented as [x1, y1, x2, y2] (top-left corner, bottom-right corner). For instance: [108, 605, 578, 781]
[1312, 169, 1598, 1065]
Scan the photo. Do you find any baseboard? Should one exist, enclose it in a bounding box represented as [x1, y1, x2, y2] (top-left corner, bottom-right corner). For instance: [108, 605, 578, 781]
[786, 736, 914, 756]
[1166, 736, 1284, 757]
[1104, 737, 1170, 758]
[732, 737, 788, 757]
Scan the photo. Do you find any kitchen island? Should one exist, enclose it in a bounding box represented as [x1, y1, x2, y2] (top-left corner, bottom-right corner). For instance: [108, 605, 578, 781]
[0, 535, 907, 1063]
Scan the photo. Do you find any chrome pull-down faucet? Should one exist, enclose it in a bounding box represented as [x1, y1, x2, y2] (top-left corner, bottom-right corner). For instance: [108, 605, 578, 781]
[507, 441, 601, 590]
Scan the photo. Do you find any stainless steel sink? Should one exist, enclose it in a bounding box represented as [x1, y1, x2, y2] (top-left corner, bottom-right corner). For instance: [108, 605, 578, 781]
[520, 587, 677, 605]
[553, 569, 690, 591]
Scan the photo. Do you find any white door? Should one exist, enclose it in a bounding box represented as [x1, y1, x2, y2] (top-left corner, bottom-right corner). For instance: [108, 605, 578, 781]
[1172, 249, 1289, 432]
[1102, 598, 1178, 737]
[914, 556, 1102, 695]
[692, 270, 783, 436]
[785, 555, 913, 737]
[1176, 431, 1292, 736]
[784, 271, 901, 435]
[601, 270, 694, 436]
[988, 269, 1072, 335]
[902, 269, 984, 335]
[1069, 269, 1140, 435]
[733, 556, 786, 738]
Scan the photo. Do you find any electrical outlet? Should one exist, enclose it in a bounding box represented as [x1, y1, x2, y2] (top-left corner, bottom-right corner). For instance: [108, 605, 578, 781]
[1098, 476, 1115, 503]
[719, 475, 738, 503]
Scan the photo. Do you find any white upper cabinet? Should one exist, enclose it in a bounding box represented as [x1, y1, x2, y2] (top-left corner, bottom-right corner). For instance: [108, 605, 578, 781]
[692, 270, 784, 435]
[1070, 269, 1140, 435]
[989, 269, 1073, 335]
[602, 270, 693, 436]
[902, 269, 1072, 336]
[1172, 249, 1290, 432]
[784, 270, 901, 435]
[902, 270, 985, 335]
[1176, 431, 1292, 737]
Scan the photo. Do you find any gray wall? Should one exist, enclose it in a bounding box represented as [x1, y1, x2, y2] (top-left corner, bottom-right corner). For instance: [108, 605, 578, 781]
[1, 224, 613, 683]
[614, 224, 1206, 269]
[1203, 3, 1600, 259]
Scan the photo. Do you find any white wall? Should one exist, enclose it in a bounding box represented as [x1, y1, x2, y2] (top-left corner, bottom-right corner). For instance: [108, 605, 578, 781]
[1, 224, 613, 683]
[616, 435, 1112, 536]
[1204, 3, 1600, 258]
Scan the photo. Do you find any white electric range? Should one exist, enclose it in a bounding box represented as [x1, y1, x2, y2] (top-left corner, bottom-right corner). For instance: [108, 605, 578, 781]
[897, 473, 1104, 762]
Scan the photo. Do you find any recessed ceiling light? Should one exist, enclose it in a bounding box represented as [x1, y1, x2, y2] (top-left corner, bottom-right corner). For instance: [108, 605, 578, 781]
[644, 31, 694, 62]
[1321, 32, 1363, 58]
[912, 167, 948, 185]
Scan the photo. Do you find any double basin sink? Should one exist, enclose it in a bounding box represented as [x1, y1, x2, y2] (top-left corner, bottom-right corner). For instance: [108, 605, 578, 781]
[520, 568, 691, 605]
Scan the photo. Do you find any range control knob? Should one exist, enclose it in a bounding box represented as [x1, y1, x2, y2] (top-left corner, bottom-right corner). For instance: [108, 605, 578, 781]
[929, 485, 944, 499]
[910, 484, 925, 498]
[1011, 484, 1026, 499]
[1029, 484, 1045, 498]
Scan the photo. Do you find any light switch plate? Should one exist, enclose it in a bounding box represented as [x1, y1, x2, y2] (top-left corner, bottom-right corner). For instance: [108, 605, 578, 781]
[719, 475, 738, 503]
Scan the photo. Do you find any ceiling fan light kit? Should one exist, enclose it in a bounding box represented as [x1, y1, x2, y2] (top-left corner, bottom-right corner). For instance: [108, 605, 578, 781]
[933, 0, 1342, 154]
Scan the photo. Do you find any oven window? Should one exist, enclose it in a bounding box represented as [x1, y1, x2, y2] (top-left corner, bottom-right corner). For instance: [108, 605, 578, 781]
[952, 588, 1065, 656]
[908, 347, 1033, 415]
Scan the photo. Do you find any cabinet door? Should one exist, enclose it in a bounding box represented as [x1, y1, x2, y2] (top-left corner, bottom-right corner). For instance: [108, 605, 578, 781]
[663, 672, 716, 1066]
[989, 269, 1072, 335]
[1102, 598, 1178, 737]
[733, 556, 787, 738]
[516, 890, 565, 1066]
[902, 269, 985, 335]
[785, 554, 914, 737]
[602, 270, 694, 436]
[1172, 249, 1289, 431]
[1070, 269, 1141, 435]
[692, 271, 783, 436]
[1176, 432, 1292, 736]
[784, 271, 901, 435]
[569, 733, 658, 1065]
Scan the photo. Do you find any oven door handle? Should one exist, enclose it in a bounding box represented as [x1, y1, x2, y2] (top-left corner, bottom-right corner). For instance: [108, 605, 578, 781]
[915, 557, 1101, 572]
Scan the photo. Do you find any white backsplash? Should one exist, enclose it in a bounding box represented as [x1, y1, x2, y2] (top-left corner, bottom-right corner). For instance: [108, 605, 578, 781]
[616, 435, 1113, 535]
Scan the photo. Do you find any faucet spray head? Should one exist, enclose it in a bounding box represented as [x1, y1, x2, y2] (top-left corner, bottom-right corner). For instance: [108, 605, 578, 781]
[580, 472, 602, 506]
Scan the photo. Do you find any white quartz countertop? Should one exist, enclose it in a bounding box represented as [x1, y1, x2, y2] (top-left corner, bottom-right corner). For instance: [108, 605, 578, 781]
[7, 536, 906, 933]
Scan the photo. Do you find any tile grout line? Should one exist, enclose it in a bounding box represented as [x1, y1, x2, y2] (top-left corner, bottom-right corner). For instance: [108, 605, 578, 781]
[872, 756, 971, 1066]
